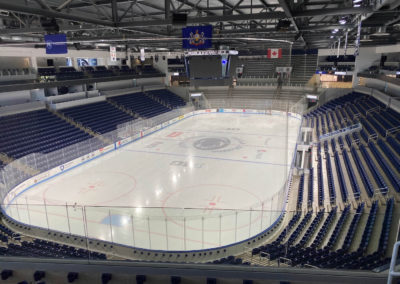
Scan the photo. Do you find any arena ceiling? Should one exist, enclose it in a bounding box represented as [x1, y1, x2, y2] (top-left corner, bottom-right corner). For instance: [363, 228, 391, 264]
[0, 0, 398, 50]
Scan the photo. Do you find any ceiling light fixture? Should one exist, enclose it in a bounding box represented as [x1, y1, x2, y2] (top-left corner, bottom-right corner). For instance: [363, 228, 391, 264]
[371, 26, 390, 36]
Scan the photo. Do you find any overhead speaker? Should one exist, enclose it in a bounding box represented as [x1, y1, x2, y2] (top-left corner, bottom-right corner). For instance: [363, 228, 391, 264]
[294, 32, 302, 41]
[172, 13, 187, 26]
[276, 20, 291, 31]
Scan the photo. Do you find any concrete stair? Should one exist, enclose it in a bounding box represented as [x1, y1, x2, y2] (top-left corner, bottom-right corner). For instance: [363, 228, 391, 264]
[107, 99, 138, 119]
[143, 92, 172, 110]
[51, 110, 112, 145]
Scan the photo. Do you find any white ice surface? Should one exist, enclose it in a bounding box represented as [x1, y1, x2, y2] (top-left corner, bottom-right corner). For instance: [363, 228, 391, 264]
[7, 112, 301, 250]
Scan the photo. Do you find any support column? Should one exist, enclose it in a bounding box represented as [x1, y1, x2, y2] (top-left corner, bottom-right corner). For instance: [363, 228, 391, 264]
[300, 149, 305, 169]
[30, 56, 37, 70]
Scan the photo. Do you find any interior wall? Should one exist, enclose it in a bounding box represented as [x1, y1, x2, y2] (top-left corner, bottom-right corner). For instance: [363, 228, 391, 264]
[0, 57, 31, 69]
[36, 57, 68, 67]
[0, 90, 32, 106]
[353, 47, 381, 87]
[153, 57, 169, 85]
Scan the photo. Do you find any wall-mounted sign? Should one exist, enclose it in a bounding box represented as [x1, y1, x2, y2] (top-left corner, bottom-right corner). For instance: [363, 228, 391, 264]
[110, 46, 117, 62]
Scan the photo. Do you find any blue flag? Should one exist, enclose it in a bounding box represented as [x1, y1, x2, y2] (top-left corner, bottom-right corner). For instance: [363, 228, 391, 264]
[182, 25, 212, 49]
[45, 34, 68, 54]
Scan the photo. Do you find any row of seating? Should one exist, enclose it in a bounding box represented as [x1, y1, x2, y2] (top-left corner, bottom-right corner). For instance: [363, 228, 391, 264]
[146, 89, 186, 108]
[317, 155, 324, 206]
[137, 65, 162, 75]
[325, 152, 336, 203]
[308, 92, 400, 202]
[350, 146, 374, 197]
[251, 213, 301, 257]
[369, 141, 400, 192]
[298, 210, 324, 247]
[325, 55, 356, 62]
[359, 201, 378, 251]
[333, 151, 348, 202]
[378, 198, 394, 253]
[297, 174, 304, 210]
[307, 168, 314, 207]
[249, 202, 391, 270]
[368, 113, 387, 137]
[0, 110, 89, 160]
[359, 144, 388, 193]
[37, 65, 160, 81]
[60, 101, 134, 134]
[0, 236, 106, 260]
[286, 211, 312, 246]
[110, 92, 171, 118]
[342, 149, 361, 198]
[387, 136, 400, 153]
[212, 255, 249, 265]
[325, 205, 350, 249]
[341, 203, 364, 251]
[0, 90, 185, 168]
[377, 139, 400, 171]
[56, 71, 84, 81]
[310, 208, 336, 248]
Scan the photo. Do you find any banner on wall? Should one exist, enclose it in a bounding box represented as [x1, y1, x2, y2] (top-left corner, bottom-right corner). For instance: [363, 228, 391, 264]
[140, 48, 145, 61]
[110, 46, 117, 62]
[77, 58, 98, 66]
[182, 25, 212, 49]
[45, 34, 68, 54]
[267, 48, 282, 59]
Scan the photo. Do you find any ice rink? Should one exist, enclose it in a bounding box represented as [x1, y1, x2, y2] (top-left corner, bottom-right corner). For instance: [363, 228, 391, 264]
[6, 112, 301, 251]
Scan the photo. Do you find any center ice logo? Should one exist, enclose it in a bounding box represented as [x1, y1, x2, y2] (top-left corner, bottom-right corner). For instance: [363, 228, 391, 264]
[179, 136, 245, 152]
[193, 137, 230, 150]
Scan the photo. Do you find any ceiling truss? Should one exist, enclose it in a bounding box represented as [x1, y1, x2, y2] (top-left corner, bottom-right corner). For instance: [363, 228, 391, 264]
[0, 0, 397, 50]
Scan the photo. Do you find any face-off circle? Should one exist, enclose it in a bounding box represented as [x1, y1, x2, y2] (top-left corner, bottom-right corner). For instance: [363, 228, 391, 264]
[41, 171, 136, 206]
[161, 184, 263, 232]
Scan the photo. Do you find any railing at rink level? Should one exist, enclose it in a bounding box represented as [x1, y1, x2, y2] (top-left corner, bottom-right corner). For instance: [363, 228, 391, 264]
[4, 192, 287, 251]
[0, 98, 305, 252]
[202, 97, 307, 114]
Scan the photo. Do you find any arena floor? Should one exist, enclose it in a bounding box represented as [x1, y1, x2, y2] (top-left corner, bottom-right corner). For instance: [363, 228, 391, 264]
[6, 112, 301, 251]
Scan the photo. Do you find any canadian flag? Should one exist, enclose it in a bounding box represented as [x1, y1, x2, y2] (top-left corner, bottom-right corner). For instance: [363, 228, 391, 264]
[267, 48, 282, 59]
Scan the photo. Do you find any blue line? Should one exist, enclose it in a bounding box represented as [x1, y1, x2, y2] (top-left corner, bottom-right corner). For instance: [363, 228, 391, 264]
[123, 148, 290, 167]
